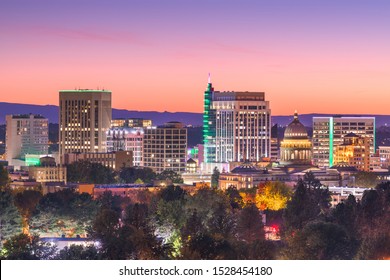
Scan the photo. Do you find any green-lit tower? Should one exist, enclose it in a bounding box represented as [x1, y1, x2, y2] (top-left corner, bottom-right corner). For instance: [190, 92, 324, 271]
[203, 74, 216, 163]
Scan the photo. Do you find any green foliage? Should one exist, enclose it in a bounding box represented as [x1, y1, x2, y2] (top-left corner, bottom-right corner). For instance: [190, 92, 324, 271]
[156, 170, 183, 184]
[330, 195, 359, 237]
[185, 188, 233, 238]
[123, 203, 149, 230]
[0, 190, 23, 243]
[181, 233, 236, 260]
[355, 233, 390, 260]
[134, 178, 144, 184]
[0, 165, 10, 189]
[97, 190, 131, 214]
[282, 222, 356, 260]
[361, 190, 382, 222]
[225, 186, 244, 210]
[119, 167, 156, 184]
[159, 185, 186, 202]
[67, 160, 116, 184]
[354, 171, 378, 188]
[90, 205, 169, 260]
[211, 167, 220, 188]
[235, 240, 277, 260]
[236, 203, 264, 243]
[30, 189, 99, 237]
[1, 233, 56, 260]
[14, 190, 42, 233]
[282, 175, 330, 232]
[55, 244, 102, 260]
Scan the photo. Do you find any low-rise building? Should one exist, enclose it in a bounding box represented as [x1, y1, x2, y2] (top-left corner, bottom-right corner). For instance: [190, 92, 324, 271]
[63, 151, 133, 171]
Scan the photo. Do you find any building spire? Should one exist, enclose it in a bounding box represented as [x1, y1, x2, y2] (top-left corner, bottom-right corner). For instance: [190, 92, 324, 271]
[208, 73, 211, 84]
[294, 110, 298, 120]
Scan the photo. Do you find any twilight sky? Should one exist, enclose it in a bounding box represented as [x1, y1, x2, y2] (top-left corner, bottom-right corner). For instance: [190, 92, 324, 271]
[1, 0, 390, 115]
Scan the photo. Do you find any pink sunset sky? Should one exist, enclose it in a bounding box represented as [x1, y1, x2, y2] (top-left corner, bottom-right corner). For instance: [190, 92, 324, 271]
[1, 0, 390, 115]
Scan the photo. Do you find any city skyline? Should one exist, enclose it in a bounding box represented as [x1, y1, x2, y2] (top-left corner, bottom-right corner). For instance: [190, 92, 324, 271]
[1, 0, 390, 115]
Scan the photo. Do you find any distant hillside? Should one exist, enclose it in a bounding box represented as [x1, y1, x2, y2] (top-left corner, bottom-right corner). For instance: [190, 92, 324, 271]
[1, 102, 390, 127]
[0, 102, 202, 126]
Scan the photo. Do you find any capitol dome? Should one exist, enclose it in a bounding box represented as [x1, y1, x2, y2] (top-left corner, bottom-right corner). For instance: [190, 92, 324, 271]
[280, 111, 312, 165]
[284, 111, 308, 140]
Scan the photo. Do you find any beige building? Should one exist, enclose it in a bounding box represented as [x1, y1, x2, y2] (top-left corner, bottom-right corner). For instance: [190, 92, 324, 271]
[63, 151, 133, 171]
[29, 166, 67, 184]
[143, 122, 187, 173]
[59, 89, 112, 163]
[28, 156, 67, 184]
[6, 114, 48, 167]
[334, 133, 370, 171]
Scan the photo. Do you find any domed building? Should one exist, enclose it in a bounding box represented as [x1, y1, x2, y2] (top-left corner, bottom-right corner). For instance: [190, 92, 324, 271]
[280, 111, 312, 165]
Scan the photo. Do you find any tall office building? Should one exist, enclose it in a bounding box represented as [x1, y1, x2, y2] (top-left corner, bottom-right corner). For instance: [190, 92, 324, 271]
[6, 114, 49, 166]
[214, 91, 271, 162]
[59, 89, 112, 162]
[143, 122, 187, 173]
[203, 78, 271, 164]
[203, 76, 216, 163]
[312, 116, 375, 168]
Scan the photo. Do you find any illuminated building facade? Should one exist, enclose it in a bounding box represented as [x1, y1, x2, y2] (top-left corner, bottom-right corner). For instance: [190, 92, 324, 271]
[186, 158, 197, 173]
[203, 77, 216, 163]
[63, 150, 133, 171]
[280, 112, 312, 165]
[203, 76, 271, 165]
[378, 146, 390, 169]
[106, 127, 144, 166]
[312, 116, 375, 168]
[59, 89, 112, 162]
[270, 124, 279, 161]
[333, 133, 370, 171]
[213, 91, 271, 162]
[143, 122, 187, 173]
[111, 118, 152, 128]
[5, 114, 48, 167]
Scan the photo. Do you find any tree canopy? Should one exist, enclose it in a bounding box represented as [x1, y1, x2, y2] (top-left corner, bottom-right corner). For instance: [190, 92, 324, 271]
[67, 160, 116, 184]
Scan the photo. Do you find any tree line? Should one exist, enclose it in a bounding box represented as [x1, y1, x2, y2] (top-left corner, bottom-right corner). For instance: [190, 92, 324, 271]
[1, 163, 390, 260]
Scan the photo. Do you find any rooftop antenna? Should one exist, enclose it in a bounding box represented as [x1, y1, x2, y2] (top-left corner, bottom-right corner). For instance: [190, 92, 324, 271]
[208, 72, 211, 84]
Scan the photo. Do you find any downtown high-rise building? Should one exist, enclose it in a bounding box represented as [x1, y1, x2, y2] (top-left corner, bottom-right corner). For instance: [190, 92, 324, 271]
[143, 122, 187, 173]
[312, 116, 375, 168]
[203, 79, 271, 164]
[59, 89, 112, 162]
[5, 114, 49, 167]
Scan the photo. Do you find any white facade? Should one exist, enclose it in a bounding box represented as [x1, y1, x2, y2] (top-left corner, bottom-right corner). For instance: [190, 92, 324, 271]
[6, 114, 48, 166]
[312, 117, 375, 168]
[213, 91, 271, 163]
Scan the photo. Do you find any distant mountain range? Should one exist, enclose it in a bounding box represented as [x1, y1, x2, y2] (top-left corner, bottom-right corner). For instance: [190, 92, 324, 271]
[1, 102, 390, 127]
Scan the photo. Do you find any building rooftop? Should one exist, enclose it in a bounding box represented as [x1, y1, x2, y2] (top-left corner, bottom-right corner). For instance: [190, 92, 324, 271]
[230, 162, 268, 174]
[10, 114, 46, 119]
[283, 112, 308, 140]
